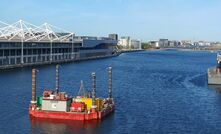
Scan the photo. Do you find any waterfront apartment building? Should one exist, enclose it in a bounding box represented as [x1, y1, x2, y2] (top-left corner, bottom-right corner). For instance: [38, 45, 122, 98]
[118, 36, 141, 49]
[168, 40, 181, 47]
[130, 39, 141, 49]
[118, 36, 130, 49]
[159, 39, 169, 47]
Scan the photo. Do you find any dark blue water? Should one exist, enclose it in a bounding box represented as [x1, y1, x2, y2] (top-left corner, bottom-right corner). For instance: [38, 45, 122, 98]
[0, 50, 221, 134]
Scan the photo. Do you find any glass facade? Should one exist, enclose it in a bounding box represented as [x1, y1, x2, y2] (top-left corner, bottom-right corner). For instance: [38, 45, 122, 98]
[0, 39, 117, 68]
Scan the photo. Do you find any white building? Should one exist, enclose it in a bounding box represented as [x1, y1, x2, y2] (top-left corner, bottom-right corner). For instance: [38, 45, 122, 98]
[130, 39, 141, 49]
[149, 41, 159, 47]
[118, 36, 141, 49]
[118, 36, 130, 49]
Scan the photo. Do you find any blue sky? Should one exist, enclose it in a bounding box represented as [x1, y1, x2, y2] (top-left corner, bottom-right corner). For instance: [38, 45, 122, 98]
[0, 0, 221, 41]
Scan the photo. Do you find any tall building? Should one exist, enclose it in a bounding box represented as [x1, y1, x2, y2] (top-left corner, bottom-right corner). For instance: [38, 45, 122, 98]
[159, 39, 169, 47]
[118, 36, 130, 49]
[108, 34, 118, 40]
[118, 36, 141, 49]
[169, 40, 180, 47]
[130, 39, 141, 49]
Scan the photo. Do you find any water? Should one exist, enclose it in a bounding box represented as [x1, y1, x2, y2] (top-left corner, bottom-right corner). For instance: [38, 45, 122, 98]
[0, 50, 221, 134]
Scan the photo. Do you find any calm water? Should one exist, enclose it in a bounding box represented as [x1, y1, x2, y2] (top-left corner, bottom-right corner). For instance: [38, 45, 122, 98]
[0, 50, 221, 134]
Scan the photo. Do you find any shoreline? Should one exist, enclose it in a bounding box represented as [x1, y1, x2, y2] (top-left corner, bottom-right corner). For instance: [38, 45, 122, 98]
[156, 48, 218, 53]
[0, 53, 121, 70]
[120, 49, 145, 53]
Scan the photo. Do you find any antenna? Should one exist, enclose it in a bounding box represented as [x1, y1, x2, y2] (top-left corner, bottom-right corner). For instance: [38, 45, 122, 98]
[91, 72, 96, 108]
[55, 65, 60, 93]
[108, 67, 112, 98]
[31, 69, 37, 104]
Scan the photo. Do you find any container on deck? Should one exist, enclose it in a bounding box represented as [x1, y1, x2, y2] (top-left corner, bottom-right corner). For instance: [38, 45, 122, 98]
[96, 98, 103, 111]
[70, 102, 86, 112]
[41, 99, 71, 112]
[79, 98, 92, 111]
[77, 98, 103, 111]
[36, 97, 42, 107]
[43, 90, 53, 98]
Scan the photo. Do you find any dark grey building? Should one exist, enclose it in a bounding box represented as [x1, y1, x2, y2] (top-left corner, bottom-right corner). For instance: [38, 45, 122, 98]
[159, 39, 169, 47]
[108, 34, 118, 41]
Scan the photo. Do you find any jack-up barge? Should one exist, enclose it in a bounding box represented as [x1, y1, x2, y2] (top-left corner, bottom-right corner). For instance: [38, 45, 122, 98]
[29, 65, 115, 120]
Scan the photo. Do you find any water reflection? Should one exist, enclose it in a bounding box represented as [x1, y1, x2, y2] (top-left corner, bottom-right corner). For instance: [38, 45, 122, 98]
[208, 85, 221, 93]
[30, 117, 102, 134]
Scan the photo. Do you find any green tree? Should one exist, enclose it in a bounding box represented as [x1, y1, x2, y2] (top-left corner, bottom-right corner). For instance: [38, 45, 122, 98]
[117, 45, 124, 50]
[142, 43, 151, 49]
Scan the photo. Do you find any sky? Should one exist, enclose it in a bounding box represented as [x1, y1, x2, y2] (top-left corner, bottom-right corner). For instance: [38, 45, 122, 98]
[0, 0, 221, 42]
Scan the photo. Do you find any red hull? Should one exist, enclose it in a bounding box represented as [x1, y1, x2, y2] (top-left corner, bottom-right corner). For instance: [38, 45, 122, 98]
[29, 106, 114, 121]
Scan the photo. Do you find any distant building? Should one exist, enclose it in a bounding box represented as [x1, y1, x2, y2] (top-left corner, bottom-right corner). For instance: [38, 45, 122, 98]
[159, 39, 169, 47]
[118, 36, 141, 49]
[169, 40, 180, 47]
[181, 40, 192, 46]
[108, 34, 118, 40]
[198, 41, 211, 46]
[152, 39, 219, 48]
[193, 42, 199, 46]
[130, 39, 141, 49]
[149, 41, 159, 48]
[118, 36, 130, 49]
